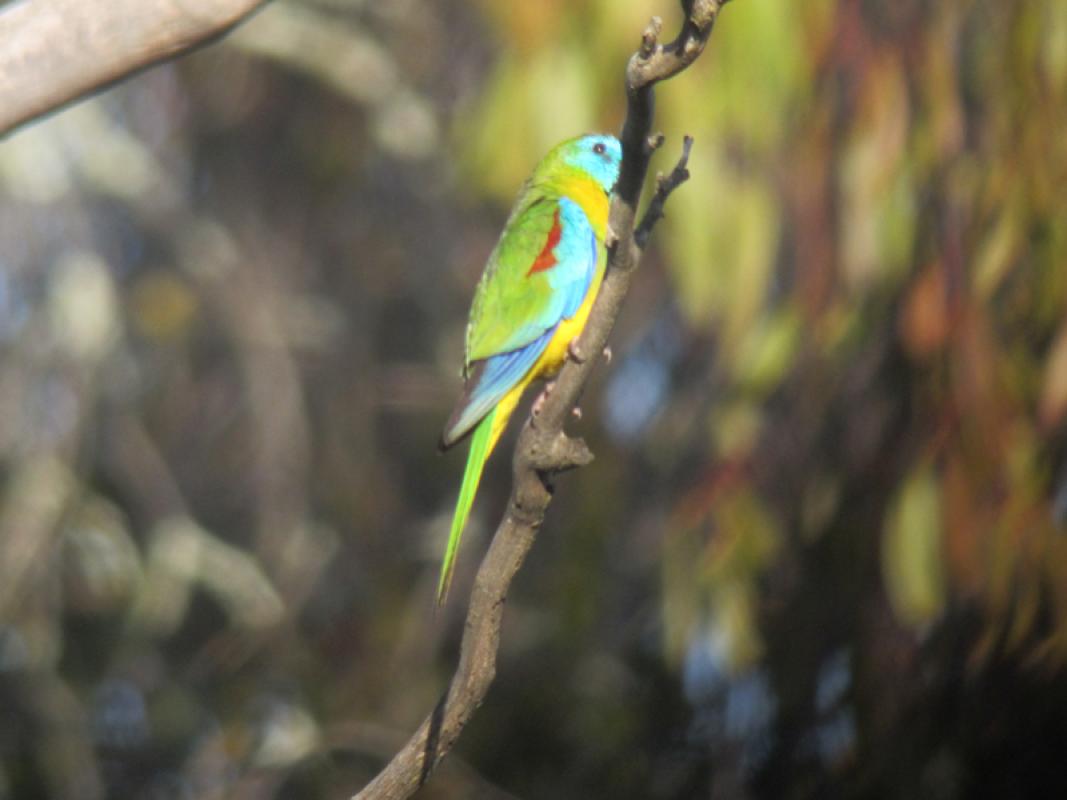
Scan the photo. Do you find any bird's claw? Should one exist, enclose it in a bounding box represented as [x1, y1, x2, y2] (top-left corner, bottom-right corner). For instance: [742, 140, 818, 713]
[572, 406, 582, 420]
[531, 380, 556, 416]
[602, 345, 612, 364]
[567, 339, 587, 364]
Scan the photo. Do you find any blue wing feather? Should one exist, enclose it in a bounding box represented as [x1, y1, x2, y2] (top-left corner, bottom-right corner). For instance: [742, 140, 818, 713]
[442, 327, 556, 446]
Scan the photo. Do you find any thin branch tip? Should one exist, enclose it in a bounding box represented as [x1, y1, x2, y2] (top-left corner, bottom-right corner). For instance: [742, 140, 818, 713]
[640, 16, 663, 57]
[633, 136, 695, 249]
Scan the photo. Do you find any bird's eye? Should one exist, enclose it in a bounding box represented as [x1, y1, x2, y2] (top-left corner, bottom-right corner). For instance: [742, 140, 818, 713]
[593, 142, 606, 155]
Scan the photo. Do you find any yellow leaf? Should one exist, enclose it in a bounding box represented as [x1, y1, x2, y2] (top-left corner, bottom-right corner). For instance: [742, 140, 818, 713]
[883, 466, 946, 628]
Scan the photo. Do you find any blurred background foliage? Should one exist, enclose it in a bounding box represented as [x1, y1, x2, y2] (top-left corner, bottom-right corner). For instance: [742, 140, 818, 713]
[2, 0, 1067, 797]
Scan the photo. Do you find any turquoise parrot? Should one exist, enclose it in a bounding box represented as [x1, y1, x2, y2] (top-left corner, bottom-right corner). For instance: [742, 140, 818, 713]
[437, 133, 622, 604]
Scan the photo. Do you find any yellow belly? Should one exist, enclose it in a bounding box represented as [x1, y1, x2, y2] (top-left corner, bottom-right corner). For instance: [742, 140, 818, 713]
[483, 265, 605, 455]
[536, 266, 605, 378]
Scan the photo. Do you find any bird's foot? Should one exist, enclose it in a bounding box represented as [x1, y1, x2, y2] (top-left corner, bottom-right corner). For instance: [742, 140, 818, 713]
[567, 339, 587, 364]
[602, 345, 612, 364]
[605, 225, 619, 249]
[572, 406, 582, 420]
[531, 380, 556, 417]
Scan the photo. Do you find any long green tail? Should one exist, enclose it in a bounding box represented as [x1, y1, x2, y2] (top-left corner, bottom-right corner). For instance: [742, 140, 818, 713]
[437, 408, 496, 604]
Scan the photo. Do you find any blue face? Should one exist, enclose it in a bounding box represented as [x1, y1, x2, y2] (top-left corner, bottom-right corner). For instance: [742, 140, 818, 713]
[564, 134, 622, 194]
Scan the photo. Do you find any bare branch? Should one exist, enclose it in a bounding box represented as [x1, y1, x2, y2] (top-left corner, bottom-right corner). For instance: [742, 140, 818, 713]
[635, 135, 695, 249]
[0, 0, 269, 137]
[353, 2, 732, 798]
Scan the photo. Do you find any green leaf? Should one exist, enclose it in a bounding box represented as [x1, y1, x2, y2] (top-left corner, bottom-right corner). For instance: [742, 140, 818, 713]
[883, 465, 946, 628]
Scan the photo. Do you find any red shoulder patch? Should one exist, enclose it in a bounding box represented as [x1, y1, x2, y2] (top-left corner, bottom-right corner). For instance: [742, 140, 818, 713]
[526, 207, 562, 276]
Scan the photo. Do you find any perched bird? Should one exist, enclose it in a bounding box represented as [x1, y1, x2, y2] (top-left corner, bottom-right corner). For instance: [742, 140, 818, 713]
[437, 133, 622, 604]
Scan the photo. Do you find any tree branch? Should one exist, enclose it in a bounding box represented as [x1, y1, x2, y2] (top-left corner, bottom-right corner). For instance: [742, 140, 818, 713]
[634, 135, 694, 249]
[0, 0, 269, 137]
[354, 2, 732, 798]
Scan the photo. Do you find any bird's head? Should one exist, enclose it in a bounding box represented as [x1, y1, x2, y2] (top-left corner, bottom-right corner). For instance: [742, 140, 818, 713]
[540, 134, 622, 196]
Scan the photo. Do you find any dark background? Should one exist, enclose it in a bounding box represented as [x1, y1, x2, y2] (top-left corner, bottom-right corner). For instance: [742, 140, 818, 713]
[2, 0, 1066, 797]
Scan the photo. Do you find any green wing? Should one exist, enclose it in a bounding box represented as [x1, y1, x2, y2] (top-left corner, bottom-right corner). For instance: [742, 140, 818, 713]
[464, 190, 567, 369]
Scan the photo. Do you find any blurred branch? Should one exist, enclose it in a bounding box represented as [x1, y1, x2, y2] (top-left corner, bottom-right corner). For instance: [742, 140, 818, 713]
[352, 2, 732, 798]
[0, 458, 74, 618]
[0, 0, 269, 136]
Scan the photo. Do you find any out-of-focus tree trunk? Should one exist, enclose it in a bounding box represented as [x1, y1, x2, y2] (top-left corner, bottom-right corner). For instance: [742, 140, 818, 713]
[0, 0, 269, 136]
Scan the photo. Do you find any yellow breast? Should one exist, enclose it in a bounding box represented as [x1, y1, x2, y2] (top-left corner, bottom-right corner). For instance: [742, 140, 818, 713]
[533, 176, 609, 377]
[556, 174, 610, 239]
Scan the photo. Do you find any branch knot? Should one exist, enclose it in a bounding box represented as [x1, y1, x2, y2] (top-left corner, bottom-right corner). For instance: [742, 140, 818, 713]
[639, 16, 663, 58]
[522, 429, 594, 475]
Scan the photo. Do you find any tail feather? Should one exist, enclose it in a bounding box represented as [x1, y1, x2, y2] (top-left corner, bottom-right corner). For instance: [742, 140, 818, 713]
[441, 329, 555, 450]
[437, 408, 495, 604]
[437, 379, 527, 605]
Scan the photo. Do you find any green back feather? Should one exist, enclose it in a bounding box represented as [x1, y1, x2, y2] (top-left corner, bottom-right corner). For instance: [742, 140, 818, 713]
[437, 407, 496, 604]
